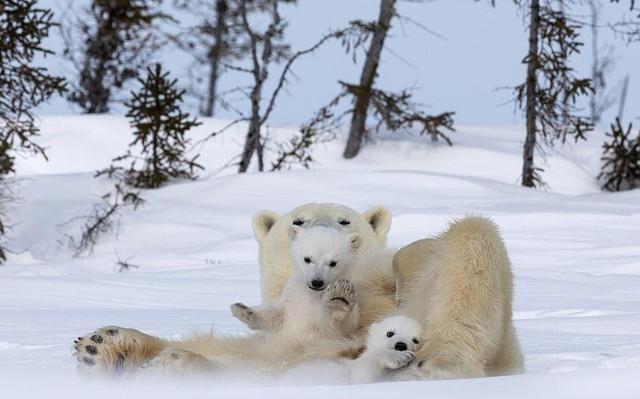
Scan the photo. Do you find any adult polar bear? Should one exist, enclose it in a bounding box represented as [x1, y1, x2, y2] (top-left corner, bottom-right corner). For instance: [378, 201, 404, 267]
[250, 203, 523, 378]
[72, 203, 523, 379]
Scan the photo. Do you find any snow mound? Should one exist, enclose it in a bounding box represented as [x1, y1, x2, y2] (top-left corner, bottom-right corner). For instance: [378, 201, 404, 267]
[1, 116, 639, 398]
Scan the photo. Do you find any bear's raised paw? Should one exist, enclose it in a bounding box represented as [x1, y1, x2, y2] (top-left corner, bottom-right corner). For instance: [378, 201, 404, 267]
[382, 350, 415, 370]
[230, 303, 262, 330]
[323, 279, 356, 305]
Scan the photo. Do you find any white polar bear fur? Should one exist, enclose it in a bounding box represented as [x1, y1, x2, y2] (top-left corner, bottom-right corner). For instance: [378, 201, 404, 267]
[252, 203, 397, 330]
[136, 316, 420, 385]
[252, 204, 524, 378]
[281, 315, 423, 385]
[392, 217, 525, 378]
[231, 226, 362, 339]
[73, 203, 524, 380]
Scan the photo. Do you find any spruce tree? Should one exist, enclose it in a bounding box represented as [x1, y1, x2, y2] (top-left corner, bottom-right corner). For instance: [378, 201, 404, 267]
[340, 0, 455, 159]
[63, 0, 167, 113]
[516, 0, 593, 188]
[598, 119, 640, 191]
[0, 0, 67, 262]
[102, 64, 202, 189]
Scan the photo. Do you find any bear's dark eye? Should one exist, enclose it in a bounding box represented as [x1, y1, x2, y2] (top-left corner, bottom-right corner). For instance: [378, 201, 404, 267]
[339, 219, 350, 226]
[304, 257, 311, 263]
[328, 261, 337, 267]
[386, 331, 394, 338]
[293, 219, 304, 226]
[412, 338, 419, 344]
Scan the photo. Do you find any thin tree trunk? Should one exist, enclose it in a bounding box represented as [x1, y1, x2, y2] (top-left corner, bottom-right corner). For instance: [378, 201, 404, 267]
[238, 86, 263, 173]
[152, 64, 161, 187]
[522, 0, 540, 188]
[237, 0, 276, 173]
[80, 16, 117, 114]
[203, 0, 228, 117]
[589, 0, 599, 124]
[617, 74, 630, 121]
[343, 0, 395, 159]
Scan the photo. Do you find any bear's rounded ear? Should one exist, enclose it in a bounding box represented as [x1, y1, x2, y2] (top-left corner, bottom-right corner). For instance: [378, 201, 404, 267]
[349, 233, 362, 251]
[288, 225, 302, 242]
[252, 210, 279, 242]
[367, 321, 380, 336]
[362, 206, 391, 243]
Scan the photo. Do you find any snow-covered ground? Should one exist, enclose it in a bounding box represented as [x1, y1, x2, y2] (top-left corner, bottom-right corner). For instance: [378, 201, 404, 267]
[1, 116, 639, 398]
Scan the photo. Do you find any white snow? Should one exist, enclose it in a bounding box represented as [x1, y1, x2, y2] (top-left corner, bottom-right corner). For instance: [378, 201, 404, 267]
[1, 116, 639, 398]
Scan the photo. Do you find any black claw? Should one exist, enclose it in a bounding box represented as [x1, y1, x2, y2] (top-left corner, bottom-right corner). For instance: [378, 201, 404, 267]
[170, 352, 180, 360]
[77, 337, 83, 341]
[106, 329, 119, 336]
[330, 297, 349, 305]
[418, 360, 425, 368]
[83, 357, 95, 366]
[85, 345, 97, 355]
[90, 334, 103, 343]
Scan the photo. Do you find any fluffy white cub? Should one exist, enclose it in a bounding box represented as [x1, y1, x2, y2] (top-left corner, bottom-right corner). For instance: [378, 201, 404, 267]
[231, 225, 363, 340]
[281, 315, 423, 385]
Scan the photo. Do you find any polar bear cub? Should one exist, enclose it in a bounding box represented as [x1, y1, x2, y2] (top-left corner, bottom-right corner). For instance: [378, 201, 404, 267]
[281, 315, 423, 385]
[231, 225, 362, 340]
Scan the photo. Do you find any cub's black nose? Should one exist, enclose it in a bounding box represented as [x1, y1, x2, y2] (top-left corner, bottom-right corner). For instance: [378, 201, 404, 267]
[310, 279, 325, 290]
[394, 342, 408, 351]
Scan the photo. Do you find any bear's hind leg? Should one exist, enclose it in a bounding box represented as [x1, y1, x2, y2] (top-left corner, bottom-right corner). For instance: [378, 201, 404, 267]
[397, 216, 521, 379]
[137, 348, 219, 379]
[73, 326, 167, 378]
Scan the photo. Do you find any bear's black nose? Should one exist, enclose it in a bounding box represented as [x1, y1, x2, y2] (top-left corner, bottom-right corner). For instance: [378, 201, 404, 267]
[310, 279, 325, 290]
[394, 342, 408, 351]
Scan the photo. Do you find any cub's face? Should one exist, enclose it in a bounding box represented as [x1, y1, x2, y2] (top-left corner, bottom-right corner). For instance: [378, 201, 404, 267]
[289, 226, 361, 291]
[367, 315, 423, 353]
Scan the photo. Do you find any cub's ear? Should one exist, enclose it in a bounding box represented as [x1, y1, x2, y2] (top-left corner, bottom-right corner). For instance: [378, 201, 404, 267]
[362, 206, 391, 243]
[288, 225, 302, 242]
[349, 233, 362, 251]
[252, 210, 279, 242]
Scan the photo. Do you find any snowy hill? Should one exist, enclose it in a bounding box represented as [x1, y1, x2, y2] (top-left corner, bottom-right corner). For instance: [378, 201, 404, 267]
[1, 116, 639, 398]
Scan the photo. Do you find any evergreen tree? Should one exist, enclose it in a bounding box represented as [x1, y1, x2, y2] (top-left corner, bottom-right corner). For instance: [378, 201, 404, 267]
[516, 0, 593, 188]
[333, 0, 454, 159]
[101, 64, 202, 189]
[598, 119, 640, 191]
[342, 0, 395, 159]
[63, 0, 167, 113]
[0, 0, 67, 262]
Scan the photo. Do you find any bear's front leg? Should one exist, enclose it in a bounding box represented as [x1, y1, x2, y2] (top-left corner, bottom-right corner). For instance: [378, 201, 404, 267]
[230, 303, 284, 331]
[73, 326, 167, 378]
[322, 279, 357, 322]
